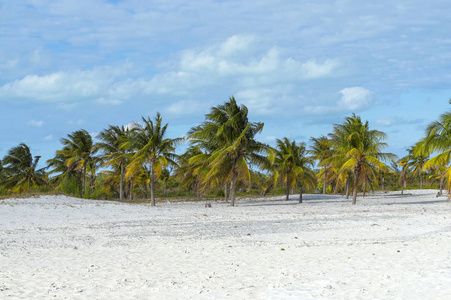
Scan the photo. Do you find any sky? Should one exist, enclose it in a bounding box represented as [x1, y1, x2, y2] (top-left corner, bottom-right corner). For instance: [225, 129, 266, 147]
[1, 0, 451, 168]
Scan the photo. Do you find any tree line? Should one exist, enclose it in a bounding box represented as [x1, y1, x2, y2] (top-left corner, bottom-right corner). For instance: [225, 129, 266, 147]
[1, 97, 449, 205]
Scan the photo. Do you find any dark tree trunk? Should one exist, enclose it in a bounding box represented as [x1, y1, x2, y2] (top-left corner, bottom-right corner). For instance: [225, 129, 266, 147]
[345, 179, 350, 199]
[286, 175, 290, 201]
[120, 162, 124, 201]
[381, 174, 385, 191]
[352, 168, 360, 205]
[150, 161, 155, 206]
[299, 185, 303, 203]
[363, 180, 367, 197]
[333, 180, 338, 194]
[230, 174, 237, 206]
[224, 182, 228, 202]
[323, 168, 327, 194]
[82, 164, 87, 198]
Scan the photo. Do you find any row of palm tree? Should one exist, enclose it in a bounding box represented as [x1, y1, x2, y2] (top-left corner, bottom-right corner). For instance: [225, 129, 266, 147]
[1, 98, 450, 204]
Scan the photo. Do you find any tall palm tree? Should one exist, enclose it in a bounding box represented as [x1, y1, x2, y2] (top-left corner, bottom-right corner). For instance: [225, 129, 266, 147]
[175, 145, 207, 197]
[309, 136, 332, 194]
[328, 114, 394, 204]
[57, 129, 98, 198]
[128, 113, 180, 206]
[188, 97, 269, 206]
[265, 138, 316, 202]
[96, 125, 135, 201]
[420, 110, 451, 195]
[160, 167, 171, 197]
[2, 143, 47, 193]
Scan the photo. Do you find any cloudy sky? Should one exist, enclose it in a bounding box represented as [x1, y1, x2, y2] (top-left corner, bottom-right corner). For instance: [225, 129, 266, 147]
[1, 0, 450, 167]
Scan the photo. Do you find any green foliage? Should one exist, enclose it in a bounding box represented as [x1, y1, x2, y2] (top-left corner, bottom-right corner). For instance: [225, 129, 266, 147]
[57, 175, 82, 198]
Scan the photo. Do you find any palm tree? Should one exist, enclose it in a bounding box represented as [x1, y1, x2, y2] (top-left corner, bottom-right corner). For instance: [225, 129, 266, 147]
[175, 145, 207, 197]
[96, 125, 135, 201]
[187, 97, 269, 206]
[409, 143, 429, 189]
[420, 110, 451, 195]
[328, 114, 394, 204]
[265, 138, 316, 202]
[309, 136, 332, 194]
[2, 143, 47, 193]
[128, 113, 180, 206]
[160, 168, 171, 197]
[57, 129, 98, 198]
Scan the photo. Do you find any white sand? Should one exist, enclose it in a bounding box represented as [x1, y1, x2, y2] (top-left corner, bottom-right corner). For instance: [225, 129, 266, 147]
[1, 190, 450, 299]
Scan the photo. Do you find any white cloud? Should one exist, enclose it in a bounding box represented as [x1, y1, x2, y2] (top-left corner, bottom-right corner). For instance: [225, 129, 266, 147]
[125, 122, 141, 131]
[376, 117, 424, 127]
[218, 35, 255, 56]
[166, 100, 204, 116]
[301, 59, 338, 79]
[236, 87, 294, 115]
[338, 87, 373, 110]
[179, 36, 338, 82]
[28, 120, 43, 127]
[376, 118, 400, 127]
[95, 97, 122, 105]
[44, 134, 53, 141]
[0, 64, 132, 103]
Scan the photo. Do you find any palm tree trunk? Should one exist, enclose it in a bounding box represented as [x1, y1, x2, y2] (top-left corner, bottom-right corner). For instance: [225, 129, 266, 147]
[440, 176, 444, 196]
[323, 168, 327, 194]
[82, 164, 87, 198]
[150, 161, 156, 206]
[363, 180, 367, 197]
[163, 182, 167, 197]
[224, 182, 228, 202]
[299, 185, 303, 203]
[230, 173, 237, 206]
[381, 174, 385, 191]
[345, 179, 350, 199]
[120, 163, 124, 201]
[352, 169, 360, 205]
[286, 175, 290, 201]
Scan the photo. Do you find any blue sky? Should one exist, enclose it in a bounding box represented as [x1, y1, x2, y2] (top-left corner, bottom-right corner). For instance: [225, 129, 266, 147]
[1, 0, 450, 168]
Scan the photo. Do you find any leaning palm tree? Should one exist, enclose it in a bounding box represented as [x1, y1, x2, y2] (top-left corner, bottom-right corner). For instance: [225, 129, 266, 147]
[188, 97, 270, 206]
[2, 143, 47, 193]
[96, 125, 136, 201]
[175, 145, 207, 197]
[328, 114, 394, 204]
[265, 138, 316, 202]
[128, 113, 180, 206]
[57, 129, 98, 198]
[309, 136, 332, 194]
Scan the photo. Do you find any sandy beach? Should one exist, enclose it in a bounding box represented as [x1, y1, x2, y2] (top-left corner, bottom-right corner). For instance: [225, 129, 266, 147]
[1, 190, 450, 299]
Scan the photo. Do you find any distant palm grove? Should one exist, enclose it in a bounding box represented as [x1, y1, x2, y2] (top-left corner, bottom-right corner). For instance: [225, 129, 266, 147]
[1, 97, 450, 205]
